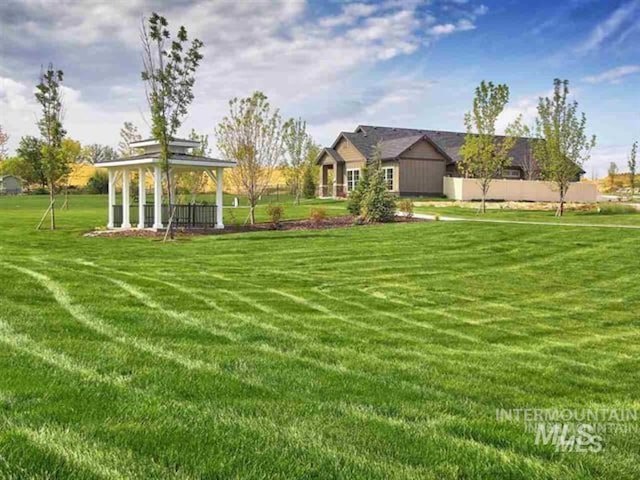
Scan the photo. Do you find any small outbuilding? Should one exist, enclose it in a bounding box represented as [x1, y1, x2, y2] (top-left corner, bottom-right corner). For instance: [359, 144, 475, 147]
[0, 175, 22, 195]
[96, 138, 236, 230]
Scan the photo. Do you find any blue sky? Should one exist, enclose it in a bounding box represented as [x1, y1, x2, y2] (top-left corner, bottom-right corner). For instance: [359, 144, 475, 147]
[1, 0, 638, 177]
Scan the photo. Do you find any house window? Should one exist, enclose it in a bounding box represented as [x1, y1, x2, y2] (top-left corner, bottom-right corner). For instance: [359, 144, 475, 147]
[347, 169, 360, 191]
[383, 167, 394, 190]
[503, 169, 520, 179]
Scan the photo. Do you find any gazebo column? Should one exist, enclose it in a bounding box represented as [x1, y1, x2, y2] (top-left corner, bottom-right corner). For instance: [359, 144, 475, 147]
[137, 168, 146, 228]
[121, 168, 131, 229]
[107, 169, 116, 228]
[153, 165, 163, 230]
[215, 166, 224, 229]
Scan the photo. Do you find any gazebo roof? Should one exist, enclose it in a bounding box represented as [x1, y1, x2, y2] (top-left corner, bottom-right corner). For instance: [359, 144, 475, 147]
[96, 153, 236, 169]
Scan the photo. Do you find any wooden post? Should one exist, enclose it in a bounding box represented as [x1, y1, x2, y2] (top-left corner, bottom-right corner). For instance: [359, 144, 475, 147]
[107, 169, 115, 229]
[36, 200, 55, 230]
[215, 166, 224, 229]
[138, 168, 146, 228]
[153, 165, 163, 229]
[122, 169, 131, 228]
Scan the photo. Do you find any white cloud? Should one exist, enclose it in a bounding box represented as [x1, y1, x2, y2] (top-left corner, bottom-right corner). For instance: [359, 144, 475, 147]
[427, 18, 476, 36]
[0, 0, 486, 154]
[583, 65, 640, 84]
[575, 0, 640, 54]
[319, 3, 379, 28]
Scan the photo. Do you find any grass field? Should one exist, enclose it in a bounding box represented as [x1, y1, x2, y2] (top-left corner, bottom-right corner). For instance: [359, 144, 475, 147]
[414, 204, 640, 226]
[1, 195, 639, 479]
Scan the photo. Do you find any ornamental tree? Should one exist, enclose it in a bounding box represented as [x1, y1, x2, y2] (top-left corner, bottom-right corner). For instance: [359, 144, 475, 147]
[216, 92, 286, 225]
[141, 12, 203, 235]
[458, 81, 519, 213]
[35, 64, 68, 229]
[533, 79, 596, 216]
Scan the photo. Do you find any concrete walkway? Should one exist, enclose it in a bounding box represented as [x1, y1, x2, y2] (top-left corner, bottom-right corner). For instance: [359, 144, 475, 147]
[404, 212, 640, 230]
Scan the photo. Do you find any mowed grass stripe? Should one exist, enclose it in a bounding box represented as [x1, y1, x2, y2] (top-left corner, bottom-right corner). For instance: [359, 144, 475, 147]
[1, 195, 640, 478]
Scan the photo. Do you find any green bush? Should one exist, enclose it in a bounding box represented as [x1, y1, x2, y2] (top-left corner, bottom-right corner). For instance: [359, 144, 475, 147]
[398, 198, 414, 218]
[309, 207, 327, 224]
[86, 171, 109, 194]
[302, 165, 317, 199]
[266, 203, 285, 227]
[347, 166, 369, 216]
[361, 161, 396, 223]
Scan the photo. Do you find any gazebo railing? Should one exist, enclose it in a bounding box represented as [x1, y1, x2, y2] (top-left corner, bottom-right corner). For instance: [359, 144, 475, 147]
[111, 204, 217, 229]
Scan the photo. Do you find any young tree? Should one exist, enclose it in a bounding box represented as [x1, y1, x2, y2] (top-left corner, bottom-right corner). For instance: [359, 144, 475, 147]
[35, 64, 68, 229]
[178, 129, 210, 203]
[16, 136, 46, 188]
[534, 79, 596, 216]
[0, 124, 9, 161]
[60, 138, 82, 209]
[607, 162, 618, 193]
[140, 12, 204, 235]
[216, 91, 286, 224]
[458, 81, 519, 213]
[346, 163, 369, 216]
[361, 145, 396, 223]
[628, 141, 637, 197]
[302, 141, 321, 199]
[118, 122, 142, 157]
[80, 144, 117, 164]
[283, 118, 314, 205]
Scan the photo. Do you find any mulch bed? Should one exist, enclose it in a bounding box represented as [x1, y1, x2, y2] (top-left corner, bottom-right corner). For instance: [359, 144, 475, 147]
[85, 215, 428, 238]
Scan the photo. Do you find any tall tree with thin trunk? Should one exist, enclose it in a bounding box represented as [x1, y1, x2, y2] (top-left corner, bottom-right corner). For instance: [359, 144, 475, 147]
[628, 141, 637, 197]
[118, 122, 142, 158]
[283, 117, 314, 205]
[80, 144, 117, 164]
[533, 79, 596, 216]
[216, 91, 286, 225]
[458, 81, 519, 213]
[140, 12, 203, 237]
[0, 124, 9, 161]
[35, 64, 68, 230]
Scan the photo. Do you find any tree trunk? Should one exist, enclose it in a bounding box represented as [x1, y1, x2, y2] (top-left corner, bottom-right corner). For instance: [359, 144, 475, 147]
[557, 188, 565, 217]
[249, 204, 256, 225]
[49, 187, 56, 230]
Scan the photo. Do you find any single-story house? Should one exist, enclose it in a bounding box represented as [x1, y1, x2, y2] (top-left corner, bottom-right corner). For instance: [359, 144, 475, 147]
[0, 175, 22, 195]
[316, 125, 549, 198]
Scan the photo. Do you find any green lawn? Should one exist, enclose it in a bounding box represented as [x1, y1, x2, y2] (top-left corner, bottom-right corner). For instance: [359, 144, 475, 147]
[414, 204, 640, 226]
[1, 195, 639, 479]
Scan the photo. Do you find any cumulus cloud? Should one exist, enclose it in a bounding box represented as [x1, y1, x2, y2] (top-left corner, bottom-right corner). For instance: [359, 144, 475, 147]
[0, 0, 486, 153]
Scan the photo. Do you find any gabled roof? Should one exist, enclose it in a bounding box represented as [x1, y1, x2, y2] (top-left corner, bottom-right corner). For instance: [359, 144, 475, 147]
[333, 125, 536, 169]
[319, 147, 345, 164]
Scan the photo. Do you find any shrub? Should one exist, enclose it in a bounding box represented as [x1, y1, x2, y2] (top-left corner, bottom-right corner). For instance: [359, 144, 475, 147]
[347, 166, 369, 216]
[309, 207, 327, 224]
[86, 171, 109, 194]
[398, 198, 414, 218]
[266, 203, 285, 228]
[302, 165, 317, 199]
[361, 158, 396, 223]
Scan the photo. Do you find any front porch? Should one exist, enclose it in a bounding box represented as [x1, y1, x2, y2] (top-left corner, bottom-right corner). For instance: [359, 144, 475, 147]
[318, 162, 346, 198]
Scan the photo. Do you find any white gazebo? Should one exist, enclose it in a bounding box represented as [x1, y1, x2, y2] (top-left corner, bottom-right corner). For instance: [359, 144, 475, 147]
[97, 138, 236, 230]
